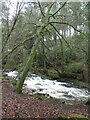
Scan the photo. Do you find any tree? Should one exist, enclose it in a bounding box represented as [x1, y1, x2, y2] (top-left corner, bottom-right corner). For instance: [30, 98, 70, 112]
[15, 2, 68, 93]
[2, 2, 87, 93]
[16, 2, 84, 93]
[2, 1, 25, 69]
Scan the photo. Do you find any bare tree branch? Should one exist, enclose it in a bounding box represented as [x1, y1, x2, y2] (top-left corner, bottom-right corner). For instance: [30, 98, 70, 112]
[46, 22, 65, 72]
[49, 23, 71, 50]
[2, 23, 50, 60]
[40, 38, 50, 51]
[2, 2, 25, 51]
[2, 34, 37, 61]
[50, 21, 82, 33]
[47, 2, 55, 14]
[38, 2, 45, 17]
[50, 2, 67, 18]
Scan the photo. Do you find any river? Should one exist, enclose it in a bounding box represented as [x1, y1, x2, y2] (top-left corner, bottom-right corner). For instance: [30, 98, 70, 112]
[6, 71, 90, 101]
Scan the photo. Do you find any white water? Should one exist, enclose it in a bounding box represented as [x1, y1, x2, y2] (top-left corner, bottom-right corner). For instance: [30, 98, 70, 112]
[6, 71, 90, 101]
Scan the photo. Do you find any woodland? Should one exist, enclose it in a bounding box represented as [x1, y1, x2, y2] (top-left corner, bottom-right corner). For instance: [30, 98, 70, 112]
[1, 1, 90, 119]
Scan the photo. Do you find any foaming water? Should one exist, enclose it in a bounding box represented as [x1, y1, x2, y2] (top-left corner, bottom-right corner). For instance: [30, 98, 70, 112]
[6, 71, 90, 101]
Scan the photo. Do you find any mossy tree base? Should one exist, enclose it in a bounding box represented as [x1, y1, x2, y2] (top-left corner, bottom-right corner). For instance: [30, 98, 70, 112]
[15, 38, 38, 93]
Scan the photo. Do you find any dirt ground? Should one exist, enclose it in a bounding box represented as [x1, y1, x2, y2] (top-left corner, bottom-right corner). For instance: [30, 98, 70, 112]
[1, 81, 90, 119]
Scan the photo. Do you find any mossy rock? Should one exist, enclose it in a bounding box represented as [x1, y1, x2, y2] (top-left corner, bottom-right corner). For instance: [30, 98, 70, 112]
[86, 98, 90, 105]
[47, 68, 59, 79]
[32, 93, 46, 100]
[57, 114, 89, 120]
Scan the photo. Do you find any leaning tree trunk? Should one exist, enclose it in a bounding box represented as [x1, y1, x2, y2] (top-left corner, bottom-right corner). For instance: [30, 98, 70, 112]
[16, 38, 38, 93]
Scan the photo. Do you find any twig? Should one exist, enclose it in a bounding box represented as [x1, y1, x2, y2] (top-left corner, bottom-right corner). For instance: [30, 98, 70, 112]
[2, 2, 25, 51]
[50, 21, 82, 33]
[38, 1, 45, 17]
[50, 2, 67, 18]
[49, 23, 71, 50]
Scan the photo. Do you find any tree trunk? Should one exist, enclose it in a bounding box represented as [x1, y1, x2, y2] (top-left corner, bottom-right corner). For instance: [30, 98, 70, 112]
[88, 2, 90, 83]
[16, 39, 38, 93]
[53, 32, 57, 67]
[42, 36, 46, 70]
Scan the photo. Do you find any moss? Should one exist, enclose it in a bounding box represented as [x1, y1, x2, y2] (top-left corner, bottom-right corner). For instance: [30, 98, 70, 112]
[50, 97, 85, 106]
[49, 97, 66, 104]
[64, 62, 83, 73]
[47, 68, 59, 79]
[32, 93, 46, 100]
[71, 79, 90, 90]
[11, 80, 17, 86]
[58, 114, 89, 120]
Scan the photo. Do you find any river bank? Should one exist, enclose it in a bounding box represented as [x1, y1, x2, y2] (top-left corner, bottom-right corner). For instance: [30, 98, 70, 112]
[2, 80, 90, 119]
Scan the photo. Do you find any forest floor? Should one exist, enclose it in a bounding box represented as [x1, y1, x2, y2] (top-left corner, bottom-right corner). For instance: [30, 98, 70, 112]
[2, 80, 90, 119]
